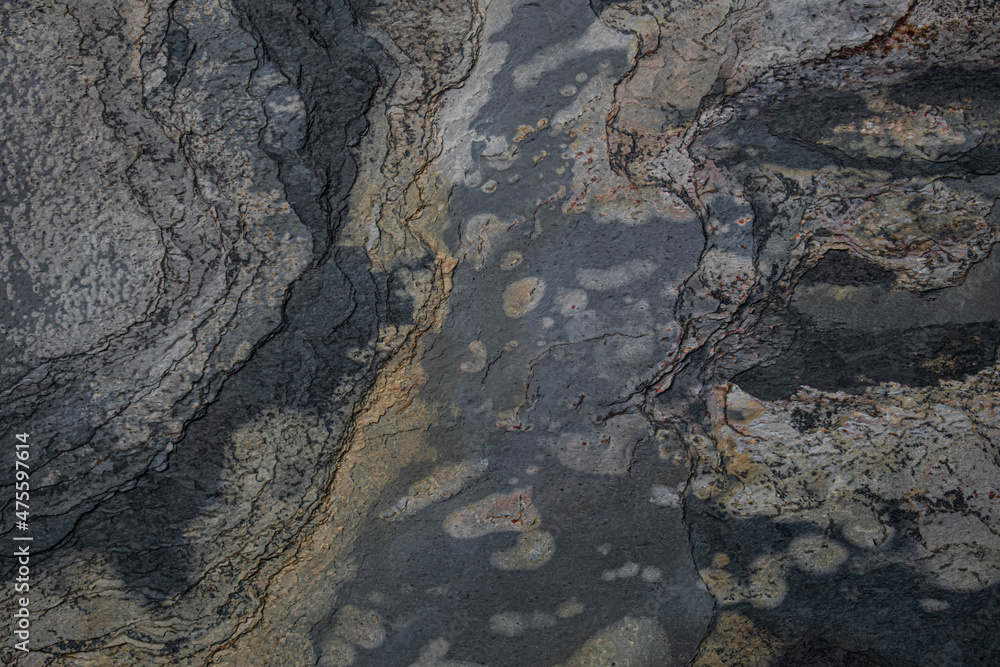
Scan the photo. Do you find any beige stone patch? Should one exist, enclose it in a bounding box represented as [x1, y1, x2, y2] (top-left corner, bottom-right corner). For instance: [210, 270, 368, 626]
[319, 639, 356, 667]
[700, 553, 788, 609]
[832, 501, 888, 549]
[461, 214, 505, 270]
[556, 597, 586, 619]
[819, 99, 977, 162]
[459, 340, 487, 373]
[550, 412, 649, 475]
[480, 134, 518, 170]
[503, 277, 546, 317]
[490, 529, 556, 570]
[500, 251, 522, 270]
[333, 605, 386, 650]
[381, 459, 488, 522]
[601, 561, 640, 581]
[692, 611, 780, 667]
[576, 260, 656, 291]
[513, 118, 549, 143]
[656, 425, 685, 459]
[788, 535, 848, 575]
[557, 616, 670, 667]
[443, 488, 541, 538]
[409, 637, 483, 667]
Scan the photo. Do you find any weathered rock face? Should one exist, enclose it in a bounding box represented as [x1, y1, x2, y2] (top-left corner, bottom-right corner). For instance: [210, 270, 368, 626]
[1, 0, 997, 664]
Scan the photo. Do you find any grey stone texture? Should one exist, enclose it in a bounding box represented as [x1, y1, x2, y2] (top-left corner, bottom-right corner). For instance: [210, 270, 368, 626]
[1, 0, 998, 664]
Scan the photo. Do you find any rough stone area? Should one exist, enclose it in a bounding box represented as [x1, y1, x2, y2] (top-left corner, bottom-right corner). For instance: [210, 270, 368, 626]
[1, 0, 998, 664]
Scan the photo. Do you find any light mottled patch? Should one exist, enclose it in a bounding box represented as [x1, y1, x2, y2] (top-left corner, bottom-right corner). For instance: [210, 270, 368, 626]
[649, 484, 681, 507]
[443, 488, 541, 538]
[556, 597, 586, 619]
[380, 459, 489, 522]
[490, 529, 556, 570]
[692, 611, 780, 667]
[409, 637, 484, 667]
[555, 288, 588, 316]
[788, 535, 849, 575]
[557, 616, 671, 667]
[690, 378, 1000, 592]
[549, 413, 650, 475]
[576, 260, 656, 291]
[459, 341, 488, 373]
[601, 561, 641, 581]
[503, 277, 546, 318]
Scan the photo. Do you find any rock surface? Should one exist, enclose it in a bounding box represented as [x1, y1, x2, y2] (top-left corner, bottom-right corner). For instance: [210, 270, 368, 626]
[1, 0, 998, 664]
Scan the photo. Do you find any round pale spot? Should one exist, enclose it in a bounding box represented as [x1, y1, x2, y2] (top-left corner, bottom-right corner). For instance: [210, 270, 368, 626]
[557, 597, 586, 619]
[789, 535, 848, 574]
[560, 84, 578, 97]
[619, 562, 640, 578]
[748, 555, 788, 609]
[489, 611, 526, 637]
[556, 288, 588, 316]
[334, 605, 386, 650]
[459, 340, 487, 373]
[500, 251, 523, 270]
[919, 598, 950, 613]
[649, 484, 680, 507]
[503, 277, 546, 318]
